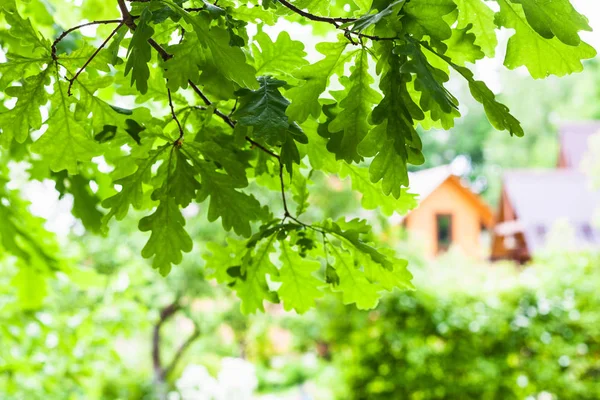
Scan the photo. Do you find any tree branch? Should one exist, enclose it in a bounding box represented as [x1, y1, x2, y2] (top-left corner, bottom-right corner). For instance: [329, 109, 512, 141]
[66, 22, 125, 96]
[163, 325, 201, 378]
[51, 19, 123, 60]
[152, 301, 181, 383]
[277, 0, 397, 42]
[277, 0, 355, 24]
[167, 88, 185, 144]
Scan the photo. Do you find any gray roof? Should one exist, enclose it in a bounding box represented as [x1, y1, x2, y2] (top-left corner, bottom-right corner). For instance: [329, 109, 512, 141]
[503, 169, 600, 252]
[559, 122, 600, 169]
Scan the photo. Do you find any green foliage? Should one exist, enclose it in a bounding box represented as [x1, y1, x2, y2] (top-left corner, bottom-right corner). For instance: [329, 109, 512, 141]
[319, 252, 600, 399]
[0, 0, 595, 314]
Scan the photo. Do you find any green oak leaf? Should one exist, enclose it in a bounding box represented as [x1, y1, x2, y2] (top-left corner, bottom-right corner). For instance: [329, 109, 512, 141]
[420, 41, 524, 137]
[495, 0, 596, 79]
[102, 146, 169, 228]
[340, 0, 406, 33]
[163, 34, 206, 90]
[233, 76, 292, 145]
[0, 53, 49, 89]
[358, 48, 423, 198]
[124, 8, 154, 94]
[139, 194, 193, 276]
[322, 218, 393, 270]
[328, 245, 381, 309]
[165, 1, 258, 89]
[193, 159, 266, 237]
[402, 0, 457, 41]
[167, 149, 201, 208]
[253, 31, 309, 77]
[237, 235, 279, 313]
[277, 241, 323, 313]
[327, 49, 382, 163]
[338, 163, 418, 216]
[286, 40, 351, 123]
[453, 0, 497, 57]
[30, 79, 102, 174]
[399, 40, 459, 118]
[444, 24, 485, 66]
[0, 68, 50, 147]
[53, 171, 104, 234]
[511, 0, 591, 46]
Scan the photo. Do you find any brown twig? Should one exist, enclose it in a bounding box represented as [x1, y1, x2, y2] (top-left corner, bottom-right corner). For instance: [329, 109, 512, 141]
[51, 19, 123, 60]
[277, 0, 355, 24]
[66, 22, 125, 95]
[167, 88, 185, 144]
[277, 0, 397, 42]
[152, 301, 181, 383]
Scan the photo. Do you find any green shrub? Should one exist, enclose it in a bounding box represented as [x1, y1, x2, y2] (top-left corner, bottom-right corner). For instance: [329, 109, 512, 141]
[322, 252, 600, 400]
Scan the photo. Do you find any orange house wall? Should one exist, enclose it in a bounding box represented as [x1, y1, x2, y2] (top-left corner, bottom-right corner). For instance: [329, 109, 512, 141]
[405, 179, 486, 259]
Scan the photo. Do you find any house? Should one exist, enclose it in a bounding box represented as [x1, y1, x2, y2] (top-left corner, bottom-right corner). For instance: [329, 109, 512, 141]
[491, 123, 600, 262]
[401, 165, 494, 259]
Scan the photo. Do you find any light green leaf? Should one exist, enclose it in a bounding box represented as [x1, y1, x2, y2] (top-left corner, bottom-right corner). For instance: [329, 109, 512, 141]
[278, 241, 323, 313]
[237, 235, 279, 313]
[328, 245, 380, 309]
[253, 31, 309, 77]
[444, 24, 485, 66]
[168, 149, 201, 208]
[327, 50, 382, 163]
[511, 0, 591, 46]
[164, 1, 258, 89]
[338, 163, 418, 216]
[102, 146, 169, 228]
[454, 0, 497, 56]
[0, 68, 50, 147]
[30, 80, 102, 174]
[286, 40, 350, 123]
[495, 0, 596, 79]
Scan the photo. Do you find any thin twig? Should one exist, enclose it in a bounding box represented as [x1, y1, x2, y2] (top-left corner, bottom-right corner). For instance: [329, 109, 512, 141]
[66, 22, 124, 95]
[279, 162, 290, 217]
[277, 0, 355, 24]
[277, 0, 397, 42]
[51, 19, 123, 60]
[167, 88, 185, 143]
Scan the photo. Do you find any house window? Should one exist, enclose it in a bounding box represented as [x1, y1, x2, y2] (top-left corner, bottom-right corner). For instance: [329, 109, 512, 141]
[436, 214, 453, 253]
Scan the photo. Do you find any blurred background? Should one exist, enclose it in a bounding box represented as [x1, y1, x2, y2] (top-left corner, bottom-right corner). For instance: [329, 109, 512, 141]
[2, 2, 600, 400]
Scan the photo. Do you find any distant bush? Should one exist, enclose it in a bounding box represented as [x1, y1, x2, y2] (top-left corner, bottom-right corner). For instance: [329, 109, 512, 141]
[321, 251, 600, 400]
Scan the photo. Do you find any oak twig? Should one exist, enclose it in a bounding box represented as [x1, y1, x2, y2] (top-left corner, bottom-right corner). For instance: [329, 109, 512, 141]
[66, 22, 125, 96]
[152, 301, 181, 383]
[51, 19, 123, 60]
[167, 89, 185, 144]
[277, 0, 397, 42]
